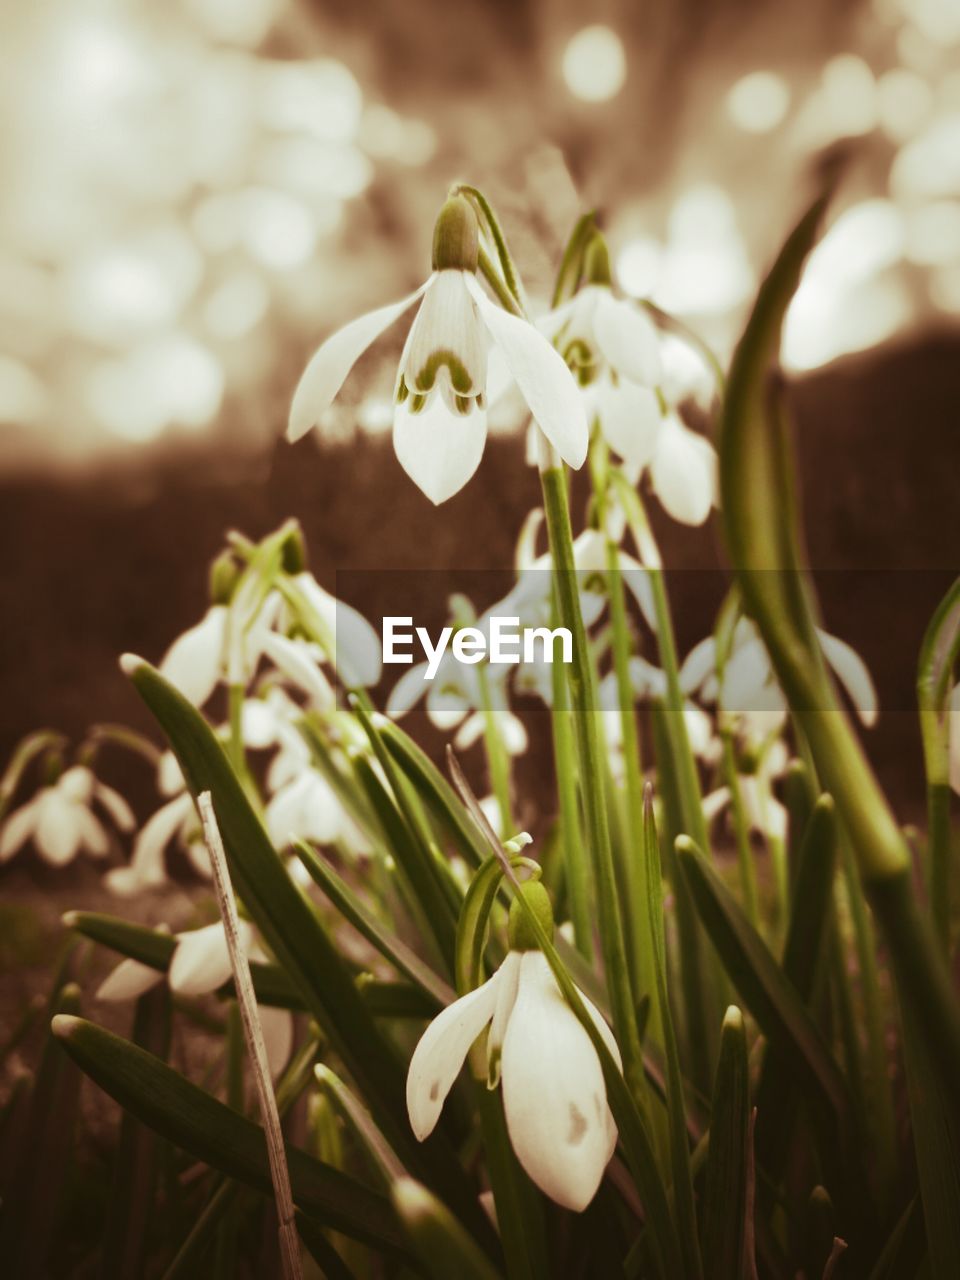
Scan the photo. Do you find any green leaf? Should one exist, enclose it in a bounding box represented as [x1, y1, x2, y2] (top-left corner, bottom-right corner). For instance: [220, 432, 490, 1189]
[121, 658, 487, 1230]
[753, 797, 837, 1193]
[392, 1178, 504, 1280]
[379, 717, 490, 867]
[102, 984, 172, 1279]
[700, 1007, 750, 1280]
[643, 792, 701, 1279]
[294, 841, 454, 1008]
[0, 984, 82, 1275]
[674, 835, 861, 1216]
[53, 1014, 413, 1259]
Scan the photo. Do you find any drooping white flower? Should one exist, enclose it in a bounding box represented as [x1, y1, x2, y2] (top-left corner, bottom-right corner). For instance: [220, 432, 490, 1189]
[406, 882, 620, 1212]
[96, 920, 292, 1076]
[291, 572, 382, 689]
[0, 765, 134, 868]
[287, 194, 589, 504]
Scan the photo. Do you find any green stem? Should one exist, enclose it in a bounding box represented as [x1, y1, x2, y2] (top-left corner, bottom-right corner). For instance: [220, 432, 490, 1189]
[549, 631, 593, 960]
[719, 733, 761, 928]
[474, 661, 513, 835]
[926, 782, 953, 953]
[539, 463, 644, 1092]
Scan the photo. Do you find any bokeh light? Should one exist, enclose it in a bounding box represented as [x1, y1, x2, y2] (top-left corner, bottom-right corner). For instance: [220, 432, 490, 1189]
[726, 71, 791, 133]
[561, 25, 627, 103]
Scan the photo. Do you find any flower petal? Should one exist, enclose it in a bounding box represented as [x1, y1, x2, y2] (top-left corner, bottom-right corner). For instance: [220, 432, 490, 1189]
[0, 798, 39, 862]
[650, 416, 717, 526]
[385, 662, 431, 719]
[106, 793, 196, 896]
[260, 632, 335, 710]
[169, 920, 252, 996]
[399, 271, 487, 397]
[596, 376, 662, 468]
[467, 277, 588, 470]
[817, 630, 878, 728]
[159, 606, 228, 708]
[265, 771, 343, 848]
[501, 952, 619, 1211]
[293, 574, 382, 689]
[593, 292, 663, 386]
[94, 781, 136, 832]
[34, 794, 83, 865]
[678, 636, 717, 696]
[97, 958, 164, 1002]
[486, 951, 521, 1087]
[393, 392, 487, 505]
[287, 282, 429, 442]
[406, 968, 502, 1141]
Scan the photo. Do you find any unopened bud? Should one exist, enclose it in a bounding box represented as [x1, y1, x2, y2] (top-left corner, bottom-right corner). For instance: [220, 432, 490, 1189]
[507, 879, 555, 952]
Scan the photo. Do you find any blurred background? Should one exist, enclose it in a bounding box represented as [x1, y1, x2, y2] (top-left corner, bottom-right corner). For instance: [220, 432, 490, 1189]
[1, 0, 959, 820]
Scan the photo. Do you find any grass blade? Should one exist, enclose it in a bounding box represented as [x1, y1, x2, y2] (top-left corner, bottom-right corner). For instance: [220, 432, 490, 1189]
[700, 1007, 750, 1280]
[392, 1178, 504, 1280]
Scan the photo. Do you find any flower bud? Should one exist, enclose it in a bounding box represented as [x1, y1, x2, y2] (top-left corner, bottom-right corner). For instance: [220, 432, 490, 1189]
[431, 195, 479, 273]
[281, 523, 308, 575]
[507, 879, 555, 951]
[209, 551, 241, 605]
[583, 233, 612, 287]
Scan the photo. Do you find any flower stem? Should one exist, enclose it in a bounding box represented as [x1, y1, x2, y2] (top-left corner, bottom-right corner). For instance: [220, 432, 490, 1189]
[475, 660, 513, 835]
[549, 628, 593, 960]
[539, 461, 644, 1092]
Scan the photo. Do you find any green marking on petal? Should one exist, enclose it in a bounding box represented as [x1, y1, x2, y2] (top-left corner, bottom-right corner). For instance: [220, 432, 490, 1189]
[413, 349, 474, 395]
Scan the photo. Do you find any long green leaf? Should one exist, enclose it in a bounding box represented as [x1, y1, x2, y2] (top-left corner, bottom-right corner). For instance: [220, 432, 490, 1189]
[700, 1007, 750, 1280]
[392, 1179, 504, 1280]
[121, 657, 487, 1232]
[675, 835, 862, 1219]
[294, 841, 453, 1008]
[53, 1014, 413, 1258]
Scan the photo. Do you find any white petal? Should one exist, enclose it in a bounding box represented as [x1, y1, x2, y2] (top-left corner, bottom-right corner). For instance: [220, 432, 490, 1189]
[514, 508, 544, 572]
[97, 958, 164, 1002]
[650, 417, 717, 526]
[722, 638, 772, 714]
[702, 787, 731, 823]
[160, 606, 228, 707]
[108, 793, 195, 895]
[74, 808, 111, 858]
[287, 283, 429, 442]
[453, 711, 485, 751]
[406, 968, 502, 1140]
[679, 636, 717, 696]
[94, 781, 136, 832]
[259, 1005, 294, 1079]
[34, 794, 83, 865]
[596, 377, 662, 468]
[684, 703, 719, 761]
[0, 798, 39, 861]
[157, 750, 185, 797]
[399, 271, 487, 397]
[393, 391, 488, 505]
[294, 577, 382, 690]
[260, 632, 335, 710]
[59, 765, 95, 803]
[593, 293, 663, 386]
[618, 552, 658, 633]
[385, 662, 431, 719]
[500, 713, 529, 756]
[486, 950, 521, 1087]
[467, 277, 588, 470]
[501, 952, 619, 1211]
[170, 920, 252, 996]
[818, 630, 878, 728]
[265, 771, 342, 848]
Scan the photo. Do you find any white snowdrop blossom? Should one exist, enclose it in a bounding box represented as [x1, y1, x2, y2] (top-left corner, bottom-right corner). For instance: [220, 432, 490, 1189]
[680, 618, 878, 745]
[96, 920, 293, 1077]
[287, 195, 589, 504]
[104, 752, 205, 896]
[406, 882, 620, 1212]
[0, 765, 134, 868]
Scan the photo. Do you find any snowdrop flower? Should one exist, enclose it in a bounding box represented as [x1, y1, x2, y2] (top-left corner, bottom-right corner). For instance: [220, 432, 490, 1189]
[681, 618, 878, 744]
[104, 752, 205, 896]
[703, 739, 791, 842]
[386, 626, 528, 757]
[287, 194, 589, 504]
[598, 662, 719, 782]
[95, 920, 292, 1076]
[290, 571, 382, 690]
[406, 880, 620, 1211]
[1, 765, 134, 867]
[542, 234, 718, 526]
[159, 593, 282, 709]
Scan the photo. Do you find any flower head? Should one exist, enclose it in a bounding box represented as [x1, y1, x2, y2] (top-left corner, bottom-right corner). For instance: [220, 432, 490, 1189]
[0, 764, 134, 868]
[405, 880, 620, 1211]
[287, 194, 588, 504]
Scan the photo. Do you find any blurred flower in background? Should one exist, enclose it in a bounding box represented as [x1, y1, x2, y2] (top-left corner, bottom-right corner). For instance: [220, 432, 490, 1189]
[0, 0, 957, 468]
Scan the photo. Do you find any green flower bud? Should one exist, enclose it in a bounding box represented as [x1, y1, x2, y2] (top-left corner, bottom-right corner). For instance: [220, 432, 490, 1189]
[209, 551, 241, 605]
[583, 233, 612, 287]
[507, 879, 555, 952]
[281, 523, 308, 575]
[432, 195, 479, 273]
